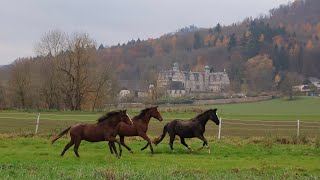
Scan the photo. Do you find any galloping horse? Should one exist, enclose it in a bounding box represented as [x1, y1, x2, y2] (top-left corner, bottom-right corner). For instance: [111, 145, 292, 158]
[108, 106, 163, 154]
[51, 110, 132, 158]
[153, 109, 220, 153]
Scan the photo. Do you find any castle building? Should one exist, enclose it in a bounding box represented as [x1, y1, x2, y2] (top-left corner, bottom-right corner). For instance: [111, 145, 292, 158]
[157, 62, 230, 97]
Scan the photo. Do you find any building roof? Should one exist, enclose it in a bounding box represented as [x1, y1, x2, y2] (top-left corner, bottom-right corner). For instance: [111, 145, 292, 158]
[118, 80, 148, 92]
[167, 81, 185, 90]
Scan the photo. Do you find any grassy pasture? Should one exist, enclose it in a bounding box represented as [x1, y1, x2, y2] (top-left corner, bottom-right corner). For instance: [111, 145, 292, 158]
[0, 137, 320, 179]
[0, 97, 320, 179]
[1, 96, 319, 137]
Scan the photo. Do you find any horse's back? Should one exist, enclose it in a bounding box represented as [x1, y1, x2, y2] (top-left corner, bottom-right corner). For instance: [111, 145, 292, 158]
[169, 119, 195, 138]
[70, 123, 105, 142]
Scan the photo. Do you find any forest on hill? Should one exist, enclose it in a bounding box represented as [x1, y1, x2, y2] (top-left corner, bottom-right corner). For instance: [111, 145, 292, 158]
[0, 0, 319, 110]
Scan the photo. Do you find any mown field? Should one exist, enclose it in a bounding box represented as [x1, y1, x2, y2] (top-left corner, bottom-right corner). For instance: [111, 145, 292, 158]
[0, 96, 320, 179]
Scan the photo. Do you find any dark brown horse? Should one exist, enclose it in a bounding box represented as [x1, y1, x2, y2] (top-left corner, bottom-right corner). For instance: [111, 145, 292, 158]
[51, 110, 132, 158]
[108, 106, 163, 154]
[153, 109, 220, 153]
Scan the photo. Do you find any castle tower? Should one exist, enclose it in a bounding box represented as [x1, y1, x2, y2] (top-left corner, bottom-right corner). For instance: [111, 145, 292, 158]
[173, 62, 179, 71]
[204, 65, 210, 73]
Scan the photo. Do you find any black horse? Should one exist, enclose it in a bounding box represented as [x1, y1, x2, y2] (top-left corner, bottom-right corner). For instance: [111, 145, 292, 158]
[153, 109, 220, 153]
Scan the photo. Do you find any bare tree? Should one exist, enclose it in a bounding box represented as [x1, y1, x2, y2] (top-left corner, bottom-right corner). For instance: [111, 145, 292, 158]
[57, 32, 96, 110]
[0, 83, 6, 109]
[8, 59, 31, 108]
[279, 72, 303, 100]
[34, 30, 67, 109]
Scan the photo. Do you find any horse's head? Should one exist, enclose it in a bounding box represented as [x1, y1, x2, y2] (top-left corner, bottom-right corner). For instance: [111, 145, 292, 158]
[149, 106, 163, 121]
[208, 108, 220, 125]
[120, 109, 133, 125]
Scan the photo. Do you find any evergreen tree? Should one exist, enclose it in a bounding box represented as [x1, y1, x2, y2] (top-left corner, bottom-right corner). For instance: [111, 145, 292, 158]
[193, 32, 203, 49]
[228, 33, 237, 51]
[98, 44, 104, 50]
[214, 23, 222, 34]
[240, 33, 248, 47]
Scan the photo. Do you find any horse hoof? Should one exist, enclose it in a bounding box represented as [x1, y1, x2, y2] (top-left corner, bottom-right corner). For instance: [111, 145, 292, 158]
[130, 150, 134, 154]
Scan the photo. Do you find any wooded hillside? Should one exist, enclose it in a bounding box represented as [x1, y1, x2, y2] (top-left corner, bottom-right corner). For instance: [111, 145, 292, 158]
[0, 0, 319, 110]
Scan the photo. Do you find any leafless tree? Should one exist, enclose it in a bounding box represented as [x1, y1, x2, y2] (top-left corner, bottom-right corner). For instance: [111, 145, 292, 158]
[8, 59, 31, 108]
[57, 32, 96, 110]
[280, 72, 303, 100]
[34, 30, 67, 109]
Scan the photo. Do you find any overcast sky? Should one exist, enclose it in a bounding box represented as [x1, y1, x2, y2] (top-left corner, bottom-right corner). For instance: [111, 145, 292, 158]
[0, 0, 293, 65]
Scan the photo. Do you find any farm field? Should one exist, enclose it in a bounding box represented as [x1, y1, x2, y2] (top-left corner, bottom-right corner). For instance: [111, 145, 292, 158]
[1, 96, 320, 137]
[0, 97, 320, 179]
[0, 137, 320, 179]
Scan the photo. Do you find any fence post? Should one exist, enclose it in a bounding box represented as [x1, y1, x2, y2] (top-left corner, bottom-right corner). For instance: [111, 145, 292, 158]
[35, 113, 40, 134]
[297, 119, 300, 137]
[218, 117, 222, 140]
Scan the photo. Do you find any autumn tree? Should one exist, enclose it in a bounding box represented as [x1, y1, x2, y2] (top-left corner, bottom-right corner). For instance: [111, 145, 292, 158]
[245, 55, 274, 92]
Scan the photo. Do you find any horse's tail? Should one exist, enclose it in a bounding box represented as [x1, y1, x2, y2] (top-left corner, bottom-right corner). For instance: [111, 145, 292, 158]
[51, 126, 71, 144]
[153, 123, 169, 145]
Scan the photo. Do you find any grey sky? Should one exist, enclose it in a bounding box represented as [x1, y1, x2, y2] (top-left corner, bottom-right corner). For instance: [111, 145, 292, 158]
[0, 0, 292, 65]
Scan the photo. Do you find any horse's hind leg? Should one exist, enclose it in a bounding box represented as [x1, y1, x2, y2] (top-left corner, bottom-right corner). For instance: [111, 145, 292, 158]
[61, 140, 74, 156]
[73, 138, 81, 158]
[181, 138, 193, 151]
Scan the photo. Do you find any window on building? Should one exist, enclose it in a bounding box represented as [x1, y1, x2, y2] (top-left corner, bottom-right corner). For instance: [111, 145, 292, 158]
[184, 73, 190, 80]
[194, 73, 199, 81]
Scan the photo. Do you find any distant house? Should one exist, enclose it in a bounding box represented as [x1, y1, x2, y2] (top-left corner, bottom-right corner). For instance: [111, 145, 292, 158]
[293, 85, 310, 92]
[157, 62, 230, 97]
[308, 77, 320, 90]
[118, 80, 155, 98]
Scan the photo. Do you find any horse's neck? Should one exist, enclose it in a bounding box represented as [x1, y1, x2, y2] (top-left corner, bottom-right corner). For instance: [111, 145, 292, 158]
[196, 114, 209, 127]
[99, 118, 120, 128]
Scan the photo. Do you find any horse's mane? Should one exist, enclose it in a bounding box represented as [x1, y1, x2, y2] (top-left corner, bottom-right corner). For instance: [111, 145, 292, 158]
[195, 109, 214, 119]
[97, 110, 122, 123]
[135, 107, 153, 119]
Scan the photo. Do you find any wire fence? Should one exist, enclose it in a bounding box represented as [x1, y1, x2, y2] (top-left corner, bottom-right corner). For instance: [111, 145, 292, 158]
[0, 112, 320, 138]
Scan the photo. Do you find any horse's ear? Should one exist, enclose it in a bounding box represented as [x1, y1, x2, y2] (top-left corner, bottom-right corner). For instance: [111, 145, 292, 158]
[213, 108, 217, 112]
[155, 106, 159, 108]
[123, 109, 127, 113]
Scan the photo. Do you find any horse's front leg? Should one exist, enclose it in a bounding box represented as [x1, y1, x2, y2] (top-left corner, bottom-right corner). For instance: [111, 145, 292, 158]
[108, 141, 114, 154]
[120, 136, 133, 153]
[139, 133, 153, 154]
[196, 134, 209, 153]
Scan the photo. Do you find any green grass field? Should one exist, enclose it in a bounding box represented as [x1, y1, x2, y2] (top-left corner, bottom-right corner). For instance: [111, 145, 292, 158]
[1, 96, 320, 179]
[0, 137, 320, 179]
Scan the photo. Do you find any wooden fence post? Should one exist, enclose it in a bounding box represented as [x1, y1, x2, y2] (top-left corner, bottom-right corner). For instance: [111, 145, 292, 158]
[297, 119, 300, 137]
[218, 118, 222, 140]
[35, 113, 40, 134]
